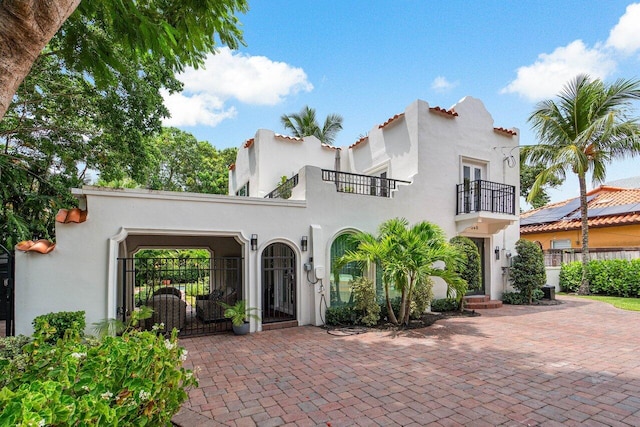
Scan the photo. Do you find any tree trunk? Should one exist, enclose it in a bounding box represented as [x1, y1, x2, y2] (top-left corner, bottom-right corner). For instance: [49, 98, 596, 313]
[384, 282, 398, 325]
[578, 173, 590, 295]
[0, 0, 80, 120]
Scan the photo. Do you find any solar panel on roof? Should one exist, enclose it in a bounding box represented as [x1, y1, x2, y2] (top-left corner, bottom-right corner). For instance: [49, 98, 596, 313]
[520, 196, 593, 225]
[566, 202, 640, 219]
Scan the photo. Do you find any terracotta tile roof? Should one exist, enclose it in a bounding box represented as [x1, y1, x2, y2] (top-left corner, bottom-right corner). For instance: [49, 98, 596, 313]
[274, 133, 303, 142]
[349, 135, 368, 149]
[15, 239, 56, 254]
[228, 163, 236, 171]
[321, 143, 340, 151]
[429, 106, 458, 118]
[494, 127, 517, 136]
[56, 208, 87, 224]
[521, 186, 640, 234]
[243, 138, 254, 149]
[378, 113, 405, 129]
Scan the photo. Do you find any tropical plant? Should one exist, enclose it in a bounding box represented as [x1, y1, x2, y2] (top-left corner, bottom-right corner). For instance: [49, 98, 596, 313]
[0, 324, 196, 425]
[509, 239, 546, 304]
[219, 300, 260, 326]
[525, 74, 640, 294]
[338, 218, 465, 326]
[280, 105, 344, 145]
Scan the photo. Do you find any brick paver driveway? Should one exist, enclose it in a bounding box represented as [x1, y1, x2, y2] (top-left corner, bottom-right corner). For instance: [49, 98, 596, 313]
[174, 296, 640, 426]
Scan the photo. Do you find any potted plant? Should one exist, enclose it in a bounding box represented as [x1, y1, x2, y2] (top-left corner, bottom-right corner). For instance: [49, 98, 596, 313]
[219, 300, 260, 335]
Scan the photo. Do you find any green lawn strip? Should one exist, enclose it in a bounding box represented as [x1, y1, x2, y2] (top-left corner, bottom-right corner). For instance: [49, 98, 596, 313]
[559, 292, 640, 311]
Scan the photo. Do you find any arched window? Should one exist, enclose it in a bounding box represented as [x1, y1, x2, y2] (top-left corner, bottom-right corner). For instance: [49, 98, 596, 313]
[329, 233, 363, 305]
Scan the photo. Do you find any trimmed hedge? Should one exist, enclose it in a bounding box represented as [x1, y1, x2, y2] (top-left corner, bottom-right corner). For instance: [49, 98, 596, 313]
[560, 259, 640, 297]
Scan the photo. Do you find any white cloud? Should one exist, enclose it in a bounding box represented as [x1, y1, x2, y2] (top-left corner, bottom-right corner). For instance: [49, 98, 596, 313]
[181, 48, 313, 105]
[431, 76, 458, 92]
[161, 90, 237, 127]
[162, 47, 313, 127]
[501, 40, 616, 101]
[606, 3, 640, 55]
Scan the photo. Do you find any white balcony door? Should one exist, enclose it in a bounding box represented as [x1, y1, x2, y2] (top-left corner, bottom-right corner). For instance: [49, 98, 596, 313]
[462, 163, 485, 213]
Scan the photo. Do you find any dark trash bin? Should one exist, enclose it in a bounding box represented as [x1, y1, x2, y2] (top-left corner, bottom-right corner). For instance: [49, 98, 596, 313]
[542, 285, 555, 300]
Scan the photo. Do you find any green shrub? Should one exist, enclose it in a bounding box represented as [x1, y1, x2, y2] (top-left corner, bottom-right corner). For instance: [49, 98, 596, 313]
[560, 259, 640, 297]
[559, 261, 582, 292]
[351, 277, 381, 326]
[412, 278, 434, 316]
[502, 289, 544, 305]
[449, 236, 482, 290]
[0, 335, 30, 360]
[32, 311, 86, 344]
[325, 305, 357, 326]
[0, 316, 197, 426]
[430, 298, 459, 312]
[509, 239, 546, 304]
[184, 282, 209, 297]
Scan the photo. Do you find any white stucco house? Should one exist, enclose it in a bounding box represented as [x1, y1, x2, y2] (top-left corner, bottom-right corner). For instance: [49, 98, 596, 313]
[15, 96, 520, 336]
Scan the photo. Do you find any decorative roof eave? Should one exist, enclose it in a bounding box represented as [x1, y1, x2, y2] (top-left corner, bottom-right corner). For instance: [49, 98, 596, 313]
[429, 106, 458, 118]
[243, 138, 254, 149]
[228, 163, 236, 171]
[56, 208, 87, 224]
[274, 133, 303, 142]
[15, 239, 56, 254]
[349, 135, 368, 149]
[378, 113, 404, 129]
[494, 127, 517, 137]
[321, 143, 341, 151]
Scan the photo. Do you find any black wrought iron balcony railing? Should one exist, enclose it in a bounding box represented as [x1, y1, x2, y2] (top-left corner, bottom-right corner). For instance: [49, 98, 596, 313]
[322, 169, 410, 198]
[264, 174, 299, 199]
[456, 180, 515, 215]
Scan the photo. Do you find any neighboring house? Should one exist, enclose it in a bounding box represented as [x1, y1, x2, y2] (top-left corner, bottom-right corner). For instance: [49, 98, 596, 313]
[15, 97, 520, 336]
[520, 185, 640, 264]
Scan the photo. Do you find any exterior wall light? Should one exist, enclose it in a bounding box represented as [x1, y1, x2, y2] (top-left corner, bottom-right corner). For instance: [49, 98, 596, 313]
[251, 234, 258, 251]
[301, 236, 308, 251]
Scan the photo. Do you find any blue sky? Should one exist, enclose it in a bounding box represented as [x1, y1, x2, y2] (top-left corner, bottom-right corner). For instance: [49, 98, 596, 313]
[162, 1, 640, 207]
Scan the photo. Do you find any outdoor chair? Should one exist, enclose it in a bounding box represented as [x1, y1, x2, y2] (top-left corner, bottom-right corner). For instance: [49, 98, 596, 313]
[195, 287, 237, 322]
[145, 293, 187, 332]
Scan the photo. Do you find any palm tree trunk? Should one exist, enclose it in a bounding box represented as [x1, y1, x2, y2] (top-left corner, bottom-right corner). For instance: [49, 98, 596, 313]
[384, 281, 398, 324]
[398, 288, 407, 325]
[403, 277, 414, 326]
[578, 173, 590, 295]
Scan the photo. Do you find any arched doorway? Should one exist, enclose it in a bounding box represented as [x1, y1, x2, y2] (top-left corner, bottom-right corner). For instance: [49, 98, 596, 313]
[261, 243, 296, 323]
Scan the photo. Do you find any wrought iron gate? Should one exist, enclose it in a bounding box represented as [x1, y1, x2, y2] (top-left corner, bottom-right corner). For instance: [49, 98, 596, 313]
[118, 257, 242, 336]
[0, 244, 15, 337]
[261, 243, 296, 323]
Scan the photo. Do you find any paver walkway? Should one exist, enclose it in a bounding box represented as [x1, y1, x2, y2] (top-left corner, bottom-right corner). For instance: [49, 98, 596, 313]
[174, 296, 640, 426]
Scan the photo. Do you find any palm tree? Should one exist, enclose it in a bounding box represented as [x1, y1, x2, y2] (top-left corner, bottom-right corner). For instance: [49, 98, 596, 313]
[525, 74, 640, 295]
[339, 218, 465, 326]
[280, 105, 343, 145]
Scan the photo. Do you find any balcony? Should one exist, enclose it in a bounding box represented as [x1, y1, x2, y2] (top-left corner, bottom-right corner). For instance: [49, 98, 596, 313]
[455, 180, 517, 233]
[321, 169, 409, 198]
[264, 174, 299, 199]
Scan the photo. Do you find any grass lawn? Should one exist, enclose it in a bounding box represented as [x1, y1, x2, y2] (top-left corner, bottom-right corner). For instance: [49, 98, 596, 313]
[562, 293, 640, 312]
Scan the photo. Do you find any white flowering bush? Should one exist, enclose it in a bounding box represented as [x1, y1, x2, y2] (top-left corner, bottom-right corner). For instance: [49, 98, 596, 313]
[0, 315, 197, 426]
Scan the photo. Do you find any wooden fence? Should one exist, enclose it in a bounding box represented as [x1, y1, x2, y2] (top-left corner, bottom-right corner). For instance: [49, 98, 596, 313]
[544, 248, 640, 266]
